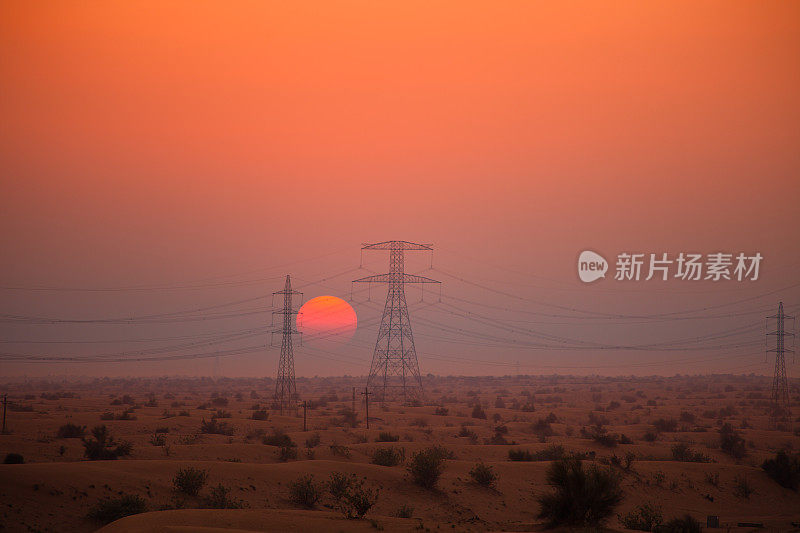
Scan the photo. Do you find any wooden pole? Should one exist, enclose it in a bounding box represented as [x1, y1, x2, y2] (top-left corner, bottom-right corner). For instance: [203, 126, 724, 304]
[1, 394, 7, 435]
[360, 388, 371, 429]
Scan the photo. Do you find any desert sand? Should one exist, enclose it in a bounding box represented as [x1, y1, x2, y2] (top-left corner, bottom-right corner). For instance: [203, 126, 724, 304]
[1, 374, 798, 532]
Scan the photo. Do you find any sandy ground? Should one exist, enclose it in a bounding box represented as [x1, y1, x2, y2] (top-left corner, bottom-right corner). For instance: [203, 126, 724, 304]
[0, 375, 798, 532]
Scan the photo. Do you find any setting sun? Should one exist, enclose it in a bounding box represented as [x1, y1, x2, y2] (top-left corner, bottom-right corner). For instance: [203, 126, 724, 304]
[297, 295, 357, 342]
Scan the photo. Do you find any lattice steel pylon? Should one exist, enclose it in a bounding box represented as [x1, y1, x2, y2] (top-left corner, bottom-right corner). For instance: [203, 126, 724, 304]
[273, 275, 302, 414]
[353, 241, 441, 404]
[767, 301, 794, 430]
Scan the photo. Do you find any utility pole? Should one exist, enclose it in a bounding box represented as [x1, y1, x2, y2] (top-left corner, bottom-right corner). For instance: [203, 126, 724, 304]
[273, 275, 302, 415]
[1, 394, 7, 435]
[353, 241, 441, 404]
[361, 388, 371, 429]
[300, 400, 307, 432]
[767, 301, 795, 430]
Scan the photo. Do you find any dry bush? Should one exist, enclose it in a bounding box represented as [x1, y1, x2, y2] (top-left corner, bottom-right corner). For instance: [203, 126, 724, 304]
[199, 418, 234, 436]
[372, 446, 405, 467]
[172, 467, 208, 496]
[469, 462, 498, 487]
[762, 451, 800, 491]
[537, 458, 623, 527]
[88, 494, 146, 524]
[57, 423, 86, 438]
[289, 474, 321, 508]
[407, 446, 448, 489]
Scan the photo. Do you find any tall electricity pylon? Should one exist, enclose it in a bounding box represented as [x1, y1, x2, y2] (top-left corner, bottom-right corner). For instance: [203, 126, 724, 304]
[273, 275, 302, 414]
[767, 301, 794, 430]
[353, 241, 440, 404]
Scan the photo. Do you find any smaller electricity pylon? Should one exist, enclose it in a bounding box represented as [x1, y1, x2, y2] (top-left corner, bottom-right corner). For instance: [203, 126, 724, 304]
[273, 275, 302, 415]
[767, 301, 794, 430]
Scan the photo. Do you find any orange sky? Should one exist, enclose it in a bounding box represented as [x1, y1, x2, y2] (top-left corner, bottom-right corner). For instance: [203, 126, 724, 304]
[1, 2, 799, 377]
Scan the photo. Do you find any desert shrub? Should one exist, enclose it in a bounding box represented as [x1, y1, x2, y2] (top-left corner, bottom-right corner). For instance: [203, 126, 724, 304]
[154, 426, 169, 434]
[57, 423, 86, 438]
[339, 479, 379, 519]
[619, 502, 663, 531]
[662, 514, 701, 533]
[329, 443, 352, 458]
[262, 429, 295, 447]
[305, 432, 321, 448]
[471, 404, 487, 419]
[376, 431, 399, 442]
[719, 423, 746, 458]
[407, 446, 447, 489]
[508, 448, 533, 461]
[100, 412, 115, 421]
[619, 434, 634, 445]
[457, 425, 478, 442]
[652, 418, 678, 433]
[671, 443, 710, 463]
[643, 430, 658, 442]
[251, 409, 269, 420]
[469, 461, 498, 487]
[762, 451, 800, 491]
[199, 418, 234, 436]
[705, 471, 720, 487]
[679, 411, 696, 424]
[434, 406, 449, 416]
[82, 425, 131, 460]
[88, 494, 147, 524]
[410, 417, 428, 427]
[537, 458, 623, 527]
[289, 474, 321, 508]
[583, 424, 618, 447]
[485, 431, 508, 445]
[210, 396, 229, 407]
[278, 445, 298, 462]
[395, 504, 414, 518]
[335, 407, 359, 428]
[588, 412, 610, 426]
[115, 409, 137, 421]
[531, 444, 567, 461]
[3, 453, 23, 464]
[328, 472, 355, 499]
[372, 446, 405, 466]
[429, 444, 455, 460]
[732, 474, 754, 499]
[173, 467, 208, 496]
[532, 418, 554, 437]
[149, 433, 167, 446]
[203, 484, 244, 509]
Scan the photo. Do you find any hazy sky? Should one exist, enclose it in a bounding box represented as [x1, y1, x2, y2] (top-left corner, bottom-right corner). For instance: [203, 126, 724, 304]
[1, 2, 799, 378]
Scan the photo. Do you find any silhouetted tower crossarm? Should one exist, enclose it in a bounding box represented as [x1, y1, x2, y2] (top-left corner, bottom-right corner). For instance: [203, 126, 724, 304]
[766, 301, 795, 430]
[353, 240, 440, 404]
[272, 275, 302, 414]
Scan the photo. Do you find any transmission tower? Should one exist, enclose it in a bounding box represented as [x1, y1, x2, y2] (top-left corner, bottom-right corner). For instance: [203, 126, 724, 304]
[766, 301, 794, 430]
[273, 275, 302, 414]
[353, 241, 440, 404]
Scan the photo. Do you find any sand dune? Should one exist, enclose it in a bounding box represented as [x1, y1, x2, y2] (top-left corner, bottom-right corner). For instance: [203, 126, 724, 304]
[1, 375, 798, 532]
